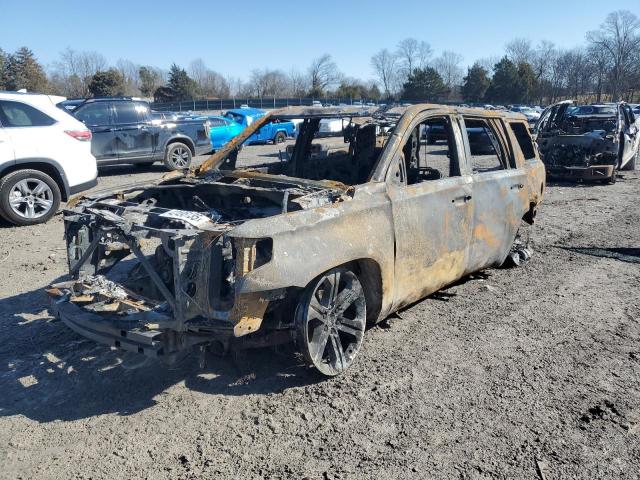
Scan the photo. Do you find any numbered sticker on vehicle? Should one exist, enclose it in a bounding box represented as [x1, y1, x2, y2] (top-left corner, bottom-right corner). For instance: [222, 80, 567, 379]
[159, 209, 214, 228]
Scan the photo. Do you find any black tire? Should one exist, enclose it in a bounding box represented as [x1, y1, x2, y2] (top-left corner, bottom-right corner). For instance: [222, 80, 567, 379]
[0, 169, 61, 226]
[604, 169, 617, 184]
[163, 142, 192, 170]
[295, 267, 366, 376]
[274, 131, 286, 144]
[621, 148, 638, 171]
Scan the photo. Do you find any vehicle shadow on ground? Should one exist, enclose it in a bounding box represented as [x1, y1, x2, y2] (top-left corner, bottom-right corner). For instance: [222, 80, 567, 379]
[546, 173, 631, 188]
[96, 164, 170, 177]
[0, 279, 319, 424]
[559, 246, 640, 264]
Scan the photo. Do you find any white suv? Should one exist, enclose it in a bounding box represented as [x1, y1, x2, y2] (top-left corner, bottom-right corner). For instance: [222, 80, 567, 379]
[0, 92, 98, 225]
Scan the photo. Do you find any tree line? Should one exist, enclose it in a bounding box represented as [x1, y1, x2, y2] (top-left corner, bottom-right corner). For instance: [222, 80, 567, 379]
[0, 9, 638, 105]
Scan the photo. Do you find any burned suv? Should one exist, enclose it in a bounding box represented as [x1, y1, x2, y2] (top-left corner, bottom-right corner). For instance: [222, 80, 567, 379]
[48, 105, 545, 376]
[535, 101, 639, 183]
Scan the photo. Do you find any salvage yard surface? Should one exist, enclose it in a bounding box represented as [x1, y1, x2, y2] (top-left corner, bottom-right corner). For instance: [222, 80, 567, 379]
[0, 142, 639, 479]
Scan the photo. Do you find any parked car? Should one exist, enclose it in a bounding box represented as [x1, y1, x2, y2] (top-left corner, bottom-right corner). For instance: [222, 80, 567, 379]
[56, 98, 85, 112]
[311, 101, 323, 107]
[510, 106, 541, 123]
[534, 100, 639, 182]
[207, 115, 243, 150]
[0, 91, 97, 226]
[317, 117, 353, 137]
[223, 108, 295, 144]
[424, 123, 495, 154]
[72, 98, 211, 170]
[49, 104, 545, 376]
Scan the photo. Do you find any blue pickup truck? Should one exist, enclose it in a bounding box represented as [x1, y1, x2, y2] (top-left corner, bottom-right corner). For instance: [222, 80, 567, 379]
[224, 108, 296, 145]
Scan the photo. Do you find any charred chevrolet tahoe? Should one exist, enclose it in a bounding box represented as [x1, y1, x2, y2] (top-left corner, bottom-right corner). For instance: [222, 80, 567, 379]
[48, 105, 545, 376]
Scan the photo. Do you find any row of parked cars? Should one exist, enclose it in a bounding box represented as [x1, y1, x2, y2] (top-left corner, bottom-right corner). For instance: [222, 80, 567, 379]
[1, 91, 638, 227]
[0, 92, 299, 226]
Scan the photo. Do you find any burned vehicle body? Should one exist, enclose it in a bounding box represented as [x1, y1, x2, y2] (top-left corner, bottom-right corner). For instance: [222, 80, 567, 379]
[49, 105, 545, 375]
[535, 101, 639, 182]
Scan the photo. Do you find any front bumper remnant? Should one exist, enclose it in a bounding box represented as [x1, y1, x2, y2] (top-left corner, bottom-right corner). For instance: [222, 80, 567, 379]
[546, 164, 614, 181]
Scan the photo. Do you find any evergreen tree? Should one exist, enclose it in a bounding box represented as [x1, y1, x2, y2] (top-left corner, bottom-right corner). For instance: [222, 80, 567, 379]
[461, 63, 490, 103]
[516, 62, 538, 104]
[0, 48, 7, 89]
[88, 69, 126, 97]
[139, 66, 161, 97]
[167, 63, 198, 101]
[400, 67, 449, 101]
[5, 47, 48, 92]
[484, 57, 520, 104]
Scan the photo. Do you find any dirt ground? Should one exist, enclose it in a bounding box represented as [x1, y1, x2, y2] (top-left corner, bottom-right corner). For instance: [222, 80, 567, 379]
[0, 143, 639, 479]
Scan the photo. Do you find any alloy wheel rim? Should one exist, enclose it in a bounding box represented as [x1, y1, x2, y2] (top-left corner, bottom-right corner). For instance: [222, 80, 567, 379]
[304, 270, 366, 375]
[8, 178, 54, 219]
[171, 147, 189, 167]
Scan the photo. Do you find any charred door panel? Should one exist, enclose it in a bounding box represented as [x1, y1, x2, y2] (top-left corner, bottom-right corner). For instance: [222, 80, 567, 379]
[461, 117, 525, 271]
[388, 175, 473, 309]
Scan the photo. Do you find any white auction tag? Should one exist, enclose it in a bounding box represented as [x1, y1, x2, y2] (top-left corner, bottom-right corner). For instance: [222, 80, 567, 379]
[159, 209, 213, 228]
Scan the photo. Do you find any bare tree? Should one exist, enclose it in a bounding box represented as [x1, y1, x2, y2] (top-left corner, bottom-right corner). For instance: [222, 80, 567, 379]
[308, 54, 342, 96]
[52, 48, 107, 97]
[248, 68, 289, 98]
[188, 58, 230, 98]
[396, 38, 420, 76]
[417, 41, 433, 69]
[433, 51, 464, 90]
[287, 69, 308, 97]
[188, 58, 208, 89]
[371, 49, 398, 97]
[505, 38, 534, 65]
[587, 44, 611, 102]
[476, 56, 500, 76]
[116, 59, 141, 96]
[587, 10, 640, 100]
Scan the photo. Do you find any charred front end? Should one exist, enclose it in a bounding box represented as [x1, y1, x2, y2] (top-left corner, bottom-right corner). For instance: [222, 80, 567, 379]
[536, 102, 622, 182]
[48, 172, 347, 363]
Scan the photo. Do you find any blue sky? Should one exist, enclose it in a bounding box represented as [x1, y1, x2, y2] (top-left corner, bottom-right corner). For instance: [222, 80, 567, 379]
[1, 0, 638, 81]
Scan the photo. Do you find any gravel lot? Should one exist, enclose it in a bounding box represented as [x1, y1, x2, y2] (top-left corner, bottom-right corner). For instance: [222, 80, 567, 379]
[0, 143, 639, 479]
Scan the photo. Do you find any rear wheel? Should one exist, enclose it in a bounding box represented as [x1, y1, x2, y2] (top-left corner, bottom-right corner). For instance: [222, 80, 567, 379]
[0, 169, 61, 226]
[163, 142, 192, 170]
[274, 131, 286, 144]
[295, 267, 366, 376]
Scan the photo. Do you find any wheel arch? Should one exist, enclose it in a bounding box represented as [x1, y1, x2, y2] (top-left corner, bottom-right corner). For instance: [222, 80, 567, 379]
[0, 159, 69, 200]
[297, 258, 385, 325]
[165, 136, 195, 156]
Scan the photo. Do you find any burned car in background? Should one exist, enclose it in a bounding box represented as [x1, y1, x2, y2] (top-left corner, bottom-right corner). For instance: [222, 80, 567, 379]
[535, 101, 639, 183]
[48, 105, 545, 376]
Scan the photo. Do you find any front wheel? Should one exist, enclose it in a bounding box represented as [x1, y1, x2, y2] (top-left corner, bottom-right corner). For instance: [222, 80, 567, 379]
[163, 142, 192, 170]
[0, 169, 61, 226]
[295, 267, 366, 376]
